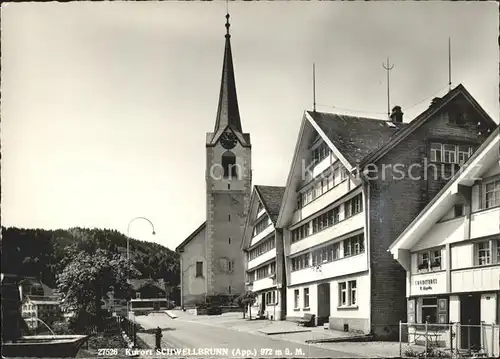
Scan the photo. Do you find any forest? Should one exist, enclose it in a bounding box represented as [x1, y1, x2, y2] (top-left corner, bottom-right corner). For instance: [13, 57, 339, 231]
[1, 226, 180, 289]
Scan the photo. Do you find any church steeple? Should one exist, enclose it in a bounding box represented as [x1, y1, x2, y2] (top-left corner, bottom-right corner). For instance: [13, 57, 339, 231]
[213, 13, 242, 134]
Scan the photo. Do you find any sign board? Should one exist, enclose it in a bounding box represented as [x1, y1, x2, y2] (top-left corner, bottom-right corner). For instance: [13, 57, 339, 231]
[410, 272, 447, 296]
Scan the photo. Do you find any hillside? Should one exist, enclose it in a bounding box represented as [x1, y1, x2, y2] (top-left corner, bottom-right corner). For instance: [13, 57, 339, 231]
[0, 226, 180, 289]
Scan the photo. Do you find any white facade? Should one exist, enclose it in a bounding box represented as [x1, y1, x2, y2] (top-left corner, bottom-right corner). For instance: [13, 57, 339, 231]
[390, 130, 500, 355]
[278, 115, 370, 331]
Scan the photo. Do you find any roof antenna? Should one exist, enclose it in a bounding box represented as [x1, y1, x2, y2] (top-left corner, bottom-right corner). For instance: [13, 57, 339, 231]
[382, 57, 394, 119]
[313, 63, 316, 112]
[225, 1, 230, 37]
[448, 37, 452, 92]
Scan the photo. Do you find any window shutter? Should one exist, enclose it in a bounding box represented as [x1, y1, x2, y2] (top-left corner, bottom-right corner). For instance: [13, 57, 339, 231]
[407, 299, 416, 323]
[437, 298, 448, 324]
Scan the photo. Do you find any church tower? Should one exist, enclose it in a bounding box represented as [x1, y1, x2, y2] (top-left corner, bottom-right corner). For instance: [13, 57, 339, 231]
[205, 13, 251, 301]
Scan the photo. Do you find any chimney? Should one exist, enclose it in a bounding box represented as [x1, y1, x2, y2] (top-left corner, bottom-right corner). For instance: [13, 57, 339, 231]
[390, 106, 403, 123]
[431, 97, 441, 107]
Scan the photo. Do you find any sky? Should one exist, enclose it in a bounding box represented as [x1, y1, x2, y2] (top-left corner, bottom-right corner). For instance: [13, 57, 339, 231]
[2, 1, 499, 251]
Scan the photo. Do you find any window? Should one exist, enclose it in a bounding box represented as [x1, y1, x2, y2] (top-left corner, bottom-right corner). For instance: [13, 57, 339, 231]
[228, 260, 234, 273]
[303, 288, 310, 308]
[228, 214, 231, 221]
[311, 142, 331, 166]
[349, 281, 357, 306]
[454, 204, 464, 217]
[291, 223, 310, 243]
[417, 249, 442, 271]
[421, 297, 438, 324]
[257, 202, 264, 213]
[195, 261, 203, 277]
[294, 289, 299, 309]
[249, 236, 275, 260]
[497, 240, 500, 264]
[266, 291, 276, 305]
[430, 143, 442, 162]
[429, 142, 475, 164]
[228, 286, 231, 293]
[476, 241, 491, 266]
[291, 253, 310, 271]
[222, 151, 237, 178]
[343, 234, 365, 257]
[256, 266, 269, 280]
[270, 262, 276, 274]
[136, 292, 141, 299]
[253, 215, 271, 237]
[312, 242, 339, 266]
[443, 144, 456, 164]
[484, 180, 500, 209]
[345, 194, 362, 218]
[333, 207, 340, 223]
[228, 237, 231, 244]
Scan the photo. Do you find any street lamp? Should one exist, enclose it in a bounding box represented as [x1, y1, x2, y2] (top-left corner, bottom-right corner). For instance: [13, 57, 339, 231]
[126, 217, 156, 319]
[126, 217, 156, 280]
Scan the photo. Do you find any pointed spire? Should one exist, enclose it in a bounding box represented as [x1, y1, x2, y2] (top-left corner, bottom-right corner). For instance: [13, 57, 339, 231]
[213, 13, 242, 134]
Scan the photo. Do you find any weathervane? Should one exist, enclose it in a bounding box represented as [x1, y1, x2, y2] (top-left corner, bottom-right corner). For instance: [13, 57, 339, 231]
[448, 37, 452, 92]
[382, 57, 394, 118]
[313, 63, 316, 112]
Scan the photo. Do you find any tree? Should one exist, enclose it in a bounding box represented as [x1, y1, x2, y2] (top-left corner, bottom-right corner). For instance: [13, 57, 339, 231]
[236, 290, 257, 319]
[56, 248, 139, 332]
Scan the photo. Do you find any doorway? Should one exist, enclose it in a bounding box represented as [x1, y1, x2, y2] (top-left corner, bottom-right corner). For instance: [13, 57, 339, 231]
[260, 293, 266, 316]
[460, 294, 481, 350]
[317, 283, 331, 326]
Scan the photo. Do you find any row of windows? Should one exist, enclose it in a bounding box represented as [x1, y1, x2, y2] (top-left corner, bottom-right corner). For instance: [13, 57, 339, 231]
[291, 233, 365, 271]
[429, 143, 476, 165]
[310, 142, 332, 166]
[416, 239, 500, 272]
[485, 180, 500, 208]
[248, 236, 276, 260]
[293, 280, 357, 309]
[247, 261, 276, 282]
[265, 291, 277, 305]
[297, 163, 348, 209]
[292, 194, 363, 244]
[253, 215, 271, 237]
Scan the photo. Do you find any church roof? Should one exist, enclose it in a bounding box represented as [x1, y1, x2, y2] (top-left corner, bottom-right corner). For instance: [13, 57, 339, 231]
[175, 222, 206, 253]
[255, 185, 286, 224]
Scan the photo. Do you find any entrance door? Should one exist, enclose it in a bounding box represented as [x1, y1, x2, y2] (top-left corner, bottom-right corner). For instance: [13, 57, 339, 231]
[317, 283, 331, 326]
[260, 293, 266, 316]
[460, 294, 481, 350]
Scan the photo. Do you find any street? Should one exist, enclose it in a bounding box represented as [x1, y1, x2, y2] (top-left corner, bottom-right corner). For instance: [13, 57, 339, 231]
[134, 313, 363, 358]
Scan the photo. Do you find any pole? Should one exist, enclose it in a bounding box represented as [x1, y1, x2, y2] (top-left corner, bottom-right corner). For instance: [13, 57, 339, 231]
[425, 321, 428, 358]
[399, 320, 402, 357]
[448, 37, 452, 92]
[313, 63, 316, 112]
[382, 57, 394, 118]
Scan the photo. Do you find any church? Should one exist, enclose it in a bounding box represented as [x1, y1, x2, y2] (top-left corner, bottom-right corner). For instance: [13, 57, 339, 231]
[176, 14, 251, 307]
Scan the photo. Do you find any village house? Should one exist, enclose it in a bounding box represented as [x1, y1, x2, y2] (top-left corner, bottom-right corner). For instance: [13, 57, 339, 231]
[389, 128, 499, 355]
[241, 185, 286, 320]
[275, 84, 497, 338]
[21, 295, 62, 330]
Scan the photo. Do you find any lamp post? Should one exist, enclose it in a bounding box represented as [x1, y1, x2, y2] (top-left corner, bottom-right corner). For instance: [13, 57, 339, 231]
[126, 217, 156, 318]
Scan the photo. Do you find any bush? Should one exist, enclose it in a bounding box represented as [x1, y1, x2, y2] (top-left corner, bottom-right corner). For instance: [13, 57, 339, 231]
[206, 305, 222, 315]
[52, 321, 74, 335]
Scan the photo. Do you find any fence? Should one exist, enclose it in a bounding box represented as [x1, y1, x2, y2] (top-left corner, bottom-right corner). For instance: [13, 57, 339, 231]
[399, 321, 500, 358]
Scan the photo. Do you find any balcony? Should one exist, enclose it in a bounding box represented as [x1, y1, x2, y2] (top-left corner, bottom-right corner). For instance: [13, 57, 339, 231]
[292, 181, 351, 225]
[451, 265, 500, 293]
[288, 252, 367, 286]
[290, 212, 364, 256]
[470, 207, 500, 239]
[250, 224, 274, 247]
[251, 276, 277, 292]
[248, 248, 276, 271]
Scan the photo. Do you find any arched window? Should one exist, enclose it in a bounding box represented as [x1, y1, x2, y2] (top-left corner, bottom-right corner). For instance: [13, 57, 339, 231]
[222, 151, 237, 178]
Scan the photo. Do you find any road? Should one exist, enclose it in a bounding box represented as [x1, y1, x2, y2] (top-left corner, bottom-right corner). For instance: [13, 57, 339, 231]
[133, 313, 362, 358]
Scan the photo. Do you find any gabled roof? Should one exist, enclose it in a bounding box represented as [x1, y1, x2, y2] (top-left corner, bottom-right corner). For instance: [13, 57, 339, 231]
[307, 111, 408, 167]
[175, 222, 206, 253]
[255, 185, 286, 225]
[129, 279, 166, 292]
[359, 84, 498, 168]
[389, 126, 499, 255]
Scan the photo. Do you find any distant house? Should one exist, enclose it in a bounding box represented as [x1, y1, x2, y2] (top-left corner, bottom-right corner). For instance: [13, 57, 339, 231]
[21, 295, 62, 330]
[18, 278, 54, 301]
[129, 279, 166, 300]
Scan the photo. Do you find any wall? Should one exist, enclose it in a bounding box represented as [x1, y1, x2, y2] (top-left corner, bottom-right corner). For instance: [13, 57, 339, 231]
[369, 96, 491, 339]
[206, 139, 251, 299]
[180, 226, 207, 306]
[470, 208, 500, 239]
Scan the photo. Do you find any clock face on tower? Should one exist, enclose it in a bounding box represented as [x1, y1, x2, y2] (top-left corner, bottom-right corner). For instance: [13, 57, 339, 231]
[220, 131, 237, 150]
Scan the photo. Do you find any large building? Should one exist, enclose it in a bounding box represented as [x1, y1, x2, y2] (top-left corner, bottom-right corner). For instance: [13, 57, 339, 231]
[176, 14, 251, 307]
[241, 185, 286, 320]
[389, 128, 499, 355]
[275, 84, 497, 338]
